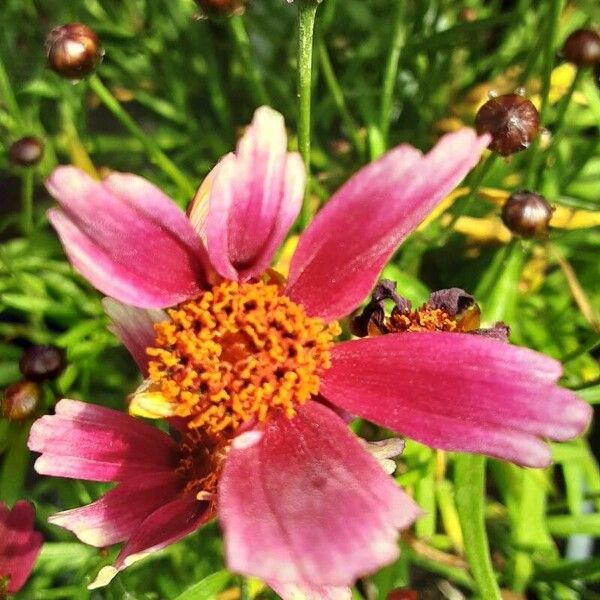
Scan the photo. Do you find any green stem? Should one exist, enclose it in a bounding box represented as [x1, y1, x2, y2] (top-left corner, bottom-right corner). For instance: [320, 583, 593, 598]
[379, 0, 406, 145]
[88, 74, 194, 198]
[297, 0, 319, 227]
[20, 169, 34, 236]
[229, 16, 269, 106]
[561, 332, 600, 364]
[525, 0, 564, 188]
[239, 576, 250, 600]
[438, 153, 498, 245]
[455, 454, 502, 600]
[317, 38, 364, 157]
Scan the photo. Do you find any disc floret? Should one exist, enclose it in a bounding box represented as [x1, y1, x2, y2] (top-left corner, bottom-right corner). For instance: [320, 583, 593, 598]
[146, 281, 340, 434]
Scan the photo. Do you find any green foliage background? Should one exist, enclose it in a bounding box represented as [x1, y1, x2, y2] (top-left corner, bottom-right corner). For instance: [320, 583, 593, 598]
[1, 0, 599, 598]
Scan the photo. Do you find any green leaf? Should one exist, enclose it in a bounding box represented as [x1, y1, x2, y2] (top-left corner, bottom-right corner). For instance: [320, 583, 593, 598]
[174, 570, 231, 600]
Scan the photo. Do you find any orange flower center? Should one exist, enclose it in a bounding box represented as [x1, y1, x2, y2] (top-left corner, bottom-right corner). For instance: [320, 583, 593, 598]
[146, 280, 340, 435]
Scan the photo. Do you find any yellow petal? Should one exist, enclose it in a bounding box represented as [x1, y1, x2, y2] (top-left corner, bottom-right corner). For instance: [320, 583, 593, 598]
[551, 207, 600, 229]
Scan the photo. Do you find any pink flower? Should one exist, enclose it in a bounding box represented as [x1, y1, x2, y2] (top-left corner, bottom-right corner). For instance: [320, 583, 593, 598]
[37, 106, 591, 596]
[0, 501, 43, 595]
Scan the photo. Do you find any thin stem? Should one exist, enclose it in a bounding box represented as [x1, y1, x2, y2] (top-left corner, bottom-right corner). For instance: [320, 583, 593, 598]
[229, 16, 269, 106]
[20, 169, 34, 236]
[88, 74, 194, 198]
[379, 0, 406, 145]
[561, 333, 600, 364]
[297, 0, 319, 226]
[239, 576, 250, 600]
[317, 38, 364, 158]
[438, 153, 498, 245]
[525, 0, 564, 188]
[455, 454, 502, 600]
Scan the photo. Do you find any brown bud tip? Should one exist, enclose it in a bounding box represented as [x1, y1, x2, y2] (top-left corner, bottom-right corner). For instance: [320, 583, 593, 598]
[387, 590, 418, 600]
[19, 345, 66, 382]
[459, 7, 477, 22]
[563, 29, 600, 67]
[2, 381, 41, 421]
[8, 136, 44, 167]
[45, 23, 102, 79]
[475, 94, 540, 156]
[501, 190, 553, 238]
[195, 0, 248, 16]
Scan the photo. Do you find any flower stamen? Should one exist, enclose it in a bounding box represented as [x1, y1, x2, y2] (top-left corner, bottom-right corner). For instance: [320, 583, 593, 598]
[145, 281, 340, 434]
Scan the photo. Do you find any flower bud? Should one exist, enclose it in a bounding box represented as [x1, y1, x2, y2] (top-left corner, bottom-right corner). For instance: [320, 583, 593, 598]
[501, 190, 553, 238]
[387, 590, 418, 600]
[195, 0, 248, 15]
[8, 137, 44, 167]
[2, 381, 41, 421]
[19, 345, 66, 382]
[475, 94, 539, 156]
[562, 29, 600, 67]
[45, 23, 102, 79]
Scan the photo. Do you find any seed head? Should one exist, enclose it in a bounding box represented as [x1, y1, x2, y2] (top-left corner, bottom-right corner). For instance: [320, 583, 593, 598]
[2, 381, 41, 421]
[475, 94, 539, 156]
[501, 190, 553, 238]
[45, 23, 102, 79]
[8, 136, 44, 167]
[387, 590, 418, 600]
[195, 0, 248, 15]
[19, 345, 66, 382]
[562, 29, 600, 67]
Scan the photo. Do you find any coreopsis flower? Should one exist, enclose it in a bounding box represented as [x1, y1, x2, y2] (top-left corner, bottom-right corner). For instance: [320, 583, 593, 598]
[37, 107, 590, 596]
[0, 501, 43, 596]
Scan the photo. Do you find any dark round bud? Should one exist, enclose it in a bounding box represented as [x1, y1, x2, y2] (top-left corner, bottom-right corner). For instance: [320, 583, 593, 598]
[45, 23, 102, 79]
[195, 0, 248, 15]
[562, 29, 600, 67]
[8, 136, 44, 167]
[475, 94, 540, 156]
[2, 381, 41, 421]
[387, 590, 418, 600]
[501, 190, 553, 238]
[19, 345, 66, 382]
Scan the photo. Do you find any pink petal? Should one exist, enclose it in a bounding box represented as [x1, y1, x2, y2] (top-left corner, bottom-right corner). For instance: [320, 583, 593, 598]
[320, 333, 593, 467]
[28, 400, 178, 481]
[269, 581, 352, 600]
[90, 495, 210, 588]
[102, 298, 167, 375]
[286, 129, 490, 321]
[219, 401, 421, 587]
[0, 501, 43, 594]
[48, 472, 182, 547]
[47, 167, 208, 308]
[205, 107, 305, 280]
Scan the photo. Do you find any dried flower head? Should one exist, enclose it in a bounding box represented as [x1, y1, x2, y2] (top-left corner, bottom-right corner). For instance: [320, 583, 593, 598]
[501, 190, 554, 237]
[475, 93, 539, 156]
[562, 29, 600, 67]
[19, 345, 66, 382]
[45, 23, 102, 79]
[2, 381, 41, 421]
[8, 137, 44, 167]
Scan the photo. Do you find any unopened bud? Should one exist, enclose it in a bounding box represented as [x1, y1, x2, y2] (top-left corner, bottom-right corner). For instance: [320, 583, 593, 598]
[8, 137, 44, 167]
[562, 29, 600, 67]
[46, 23, 102, 79]
[475, 94, 539, 156]
[387, 590, 418, 600]
[501, 191, 553, 238]
[19, 345, 66, 382]
[2, 381, 41, 421]
[195, 0, 248, 15]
